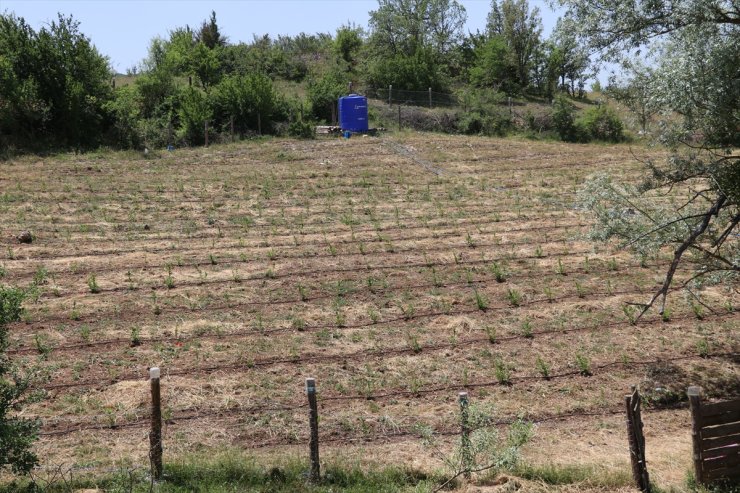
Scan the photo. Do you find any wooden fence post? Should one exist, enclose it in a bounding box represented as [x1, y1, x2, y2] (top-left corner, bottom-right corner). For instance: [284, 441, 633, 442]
[688, 386, 704, 485]
[459, 392, 472, 478]
[388, 85, 392, 106]
[258, 113, 262, 136]
[625, 386, 650, 492]
[230, 116, 234, 143]
[204, 121, 209, 147]
[429, 87, 433, 109]
[306, 377, 320, 482]
[398, 104, 402, 131]
[149, 367, 163, 481]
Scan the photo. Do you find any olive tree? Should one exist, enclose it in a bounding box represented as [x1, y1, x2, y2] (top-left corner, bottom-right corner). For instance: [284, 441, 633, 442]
[559, 0, 739, 316]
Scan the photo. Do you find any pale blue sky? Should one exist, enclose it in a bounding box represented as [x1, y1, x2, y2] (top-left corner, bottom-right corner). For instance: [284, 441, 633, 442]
[2, 0, 570, 73]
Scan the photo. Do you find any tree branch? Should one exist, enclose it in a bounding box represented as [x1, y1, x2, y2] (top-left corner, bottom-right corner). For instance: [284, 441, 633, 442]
[636, 194, 727, 319]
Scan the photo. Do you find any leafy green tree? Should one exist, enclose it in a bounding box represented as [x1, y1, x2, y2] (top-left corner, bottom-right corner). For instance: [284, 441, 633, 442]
[487, 0, 542, 88]
[560, 0, 739, 315]
[605, 61, 658, 134]
[368, 0, 467, 57]
[548, 17, 592, 97]
[367, 0, 465, 89]
[196, 11, 227, 49]
[335, 24, 364, 66]
[469, 35, 518, 93]
[1, 286, 39, 475]
[307, 69, 348, 122]
[366, 44, 447, 91]
[0, 13, 111, 151]
[177, 87, 212, 145]
[213, 74, 277, 134]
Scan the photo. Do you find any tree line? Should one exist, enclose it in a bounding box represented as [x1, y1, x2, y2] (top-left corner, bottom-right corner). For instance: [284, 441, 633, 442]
[0, 0, 600, 152]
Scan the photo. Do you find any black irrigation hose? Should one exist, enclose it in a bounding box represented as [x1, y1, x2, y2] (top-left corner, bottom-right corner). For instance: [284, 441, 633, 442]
[8, 258, 676, 353]
[3, 219, 588, 276]
[37, 309, 737, 392]
[37, 351, 738, 438]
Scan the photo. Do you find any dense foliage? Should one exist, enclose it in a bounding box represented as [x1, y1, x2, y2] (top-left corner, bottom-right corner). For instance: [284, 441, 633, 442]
[564, 0, 739, 314]
[1, 0, 612, 154]
[0, 286, 38, 475]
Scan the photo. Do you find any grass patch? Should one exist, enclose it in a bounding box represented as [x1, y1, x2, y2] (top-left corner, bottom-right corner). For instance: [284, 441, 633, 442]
[512, 462, 632, 489]
[1, 452, 441, 492]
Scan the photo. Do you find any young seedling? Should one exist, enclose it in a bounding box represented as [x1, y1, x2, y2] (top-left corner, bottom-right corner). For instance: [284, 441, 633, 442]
[521, 320, 533, 338]
[485, 325, 497, 344]
[130, 326, 142, 347]
[474, 290, 489, 311]
[623, 305, 637, 325]
[407, 333, 422, 354]
[696, 338, 709, 358]
[536, 356, 550, 379]
[534, 245, 543, 258]
[297, 284, 308, 302]
[87, 273, 100, 294]
[543, 285, 555, 303]
[70, 301, 81, 321]
[490, 262, 507, 283]
[575, 353, 592, 376]
[507, 288, 522, 307]
[575, 281, 586, 299]
[494, 358, 512, 385]
[164, 265, 175, 289]
[556, 258, 566, 276]
[607, 258, 618, 271]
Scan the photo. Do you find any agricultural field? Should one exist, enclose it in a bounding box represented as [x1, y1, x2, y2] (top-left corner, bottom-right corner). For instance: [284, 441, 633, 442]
[1, 133, 737, 490]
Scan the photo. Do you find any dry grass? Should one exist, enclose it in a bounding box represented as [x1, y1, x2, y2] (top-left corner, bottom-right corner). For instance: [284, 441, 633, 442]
[1, 133, 737, 489]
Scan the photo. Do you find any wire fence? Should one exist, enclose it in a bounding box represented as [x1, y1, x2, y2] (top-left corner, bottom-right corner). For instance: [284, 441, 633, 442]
[365, 86, 460, 109]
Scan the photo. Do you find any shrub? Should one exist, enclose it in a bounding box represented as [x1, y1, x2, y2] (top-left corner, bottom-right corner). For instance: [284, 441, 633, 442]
[177, 87, 213, 145]
[306, 69, 347, 123]
[287, 120, 315, 139]
[552, 95, 583, 142]
[578, 105, 624, 142]
[1, 285, 40, 474]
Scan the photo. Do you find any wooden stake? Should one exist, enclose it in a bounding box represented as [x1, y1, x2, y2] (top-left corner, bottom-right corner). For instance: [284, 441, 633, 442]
[149, 367, 163, 481]
[258, 113, 262, 136]
[625, 387, 650, 492]
[398, 104, 401, 131]
[204, 121, 209, 147]
[388, 85, 392, 106]
[459, 392, 472, 478]
[230, 116, 234, 142]
[688, 386, 704, 485]
[306, 378, 320, 482]
[429, 87, 432, 109]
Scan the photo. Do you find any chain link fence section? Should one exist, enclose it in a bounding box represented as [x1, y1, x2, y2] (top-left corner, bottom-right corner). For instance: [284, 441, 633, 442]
[365, 86, 460, 108]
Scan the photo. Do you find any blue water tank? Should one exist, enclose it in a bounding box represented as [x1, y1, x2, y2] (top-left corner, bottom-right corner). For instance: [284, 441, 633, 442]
[339, 94, 369, 132]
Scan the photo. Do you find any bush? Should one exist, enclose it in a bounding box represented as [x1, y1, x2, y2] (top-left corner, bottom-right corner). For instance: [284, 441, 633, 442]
[1, 285, 40, 475]
[212, 74, 277, 135]
[552, 95, 588, 142]
[177, 87, 213, 145]
[457, 110, 511, 136]
[578, 105, 624, 142]
[287, 120, 315, 139]
[307, 69, 347, 123]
